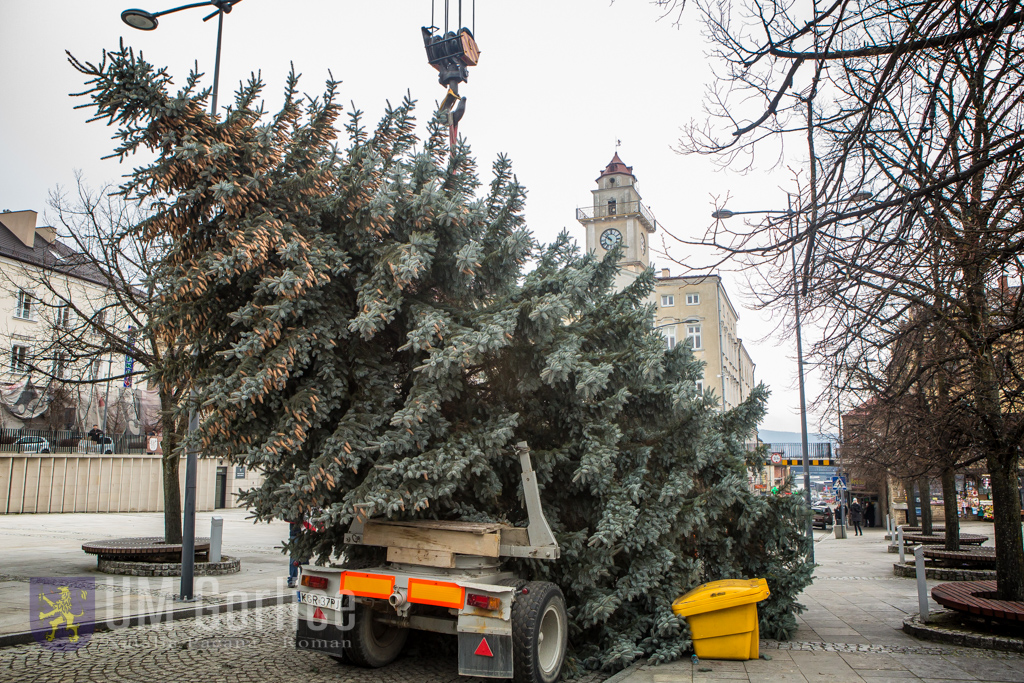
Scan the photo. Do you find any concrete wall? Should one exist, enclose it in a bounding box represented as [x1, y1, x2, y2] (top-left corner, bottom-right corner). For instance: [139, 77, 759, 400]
[0, 454, 230, 514]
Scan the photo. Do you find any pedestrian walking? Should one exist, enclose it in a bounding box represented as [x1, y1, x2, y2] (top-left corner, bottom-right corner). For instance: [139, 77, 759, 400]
[865, 501, 876, 527]
[287, 521, 302, 588]
[850, 498, 864, 536]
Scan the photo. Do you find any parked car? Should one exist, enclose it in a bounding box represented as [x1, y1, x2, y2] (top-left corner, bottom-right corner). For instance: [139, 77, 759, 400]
[812, 504, 834, 529]
[76, 436, 115, 455]
[15, 436, 51, 454]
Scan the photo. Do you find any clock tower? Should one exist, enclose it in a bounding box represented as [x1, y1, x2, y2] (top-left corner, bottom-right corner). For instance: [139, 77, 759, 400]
[577, 153, 657, 275]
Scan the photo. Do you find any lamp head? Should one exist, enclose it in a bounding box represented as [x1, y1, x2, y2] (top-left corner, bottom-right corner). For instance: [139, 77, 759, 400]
[848, 191, 873, 203]
[711, 209, 735, 220]
[121, 9, 159, 30]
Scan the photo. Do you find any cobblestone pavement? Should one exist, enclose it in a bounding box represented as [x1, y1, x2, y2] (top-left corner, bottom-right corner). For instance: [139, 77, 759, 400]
[0, 603, 610, 683]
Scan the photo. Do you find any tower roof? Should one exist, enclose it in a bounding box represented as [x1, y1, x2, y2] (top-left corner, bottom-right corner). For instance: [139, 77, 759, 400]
[597, 152, 635, 181]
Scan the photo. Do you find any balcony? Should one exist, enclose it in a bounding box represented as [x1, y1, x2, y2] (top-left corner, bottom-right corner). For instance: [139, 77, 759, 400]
[576, 200, 657, 232]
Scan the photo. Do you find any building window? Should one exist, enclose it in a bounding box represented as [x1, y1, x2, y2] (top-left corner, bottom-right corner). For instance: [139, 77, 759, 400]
[235, 466, 246, 479]
[686, 324, 702, 350]
[10, 345, 30, 373]
[661, 295, 674, 307]
[663, 326, 677, 349]
[686, 293, 700, 305]
[607, 198, 617, 216]
[14, 291, 34, 320]
[53, 352, 66, 379]
[91, 359, 102, 381]
[695, 380, 704, 395]
[56, 304, 71, 328]
[92, 309, 106, 337]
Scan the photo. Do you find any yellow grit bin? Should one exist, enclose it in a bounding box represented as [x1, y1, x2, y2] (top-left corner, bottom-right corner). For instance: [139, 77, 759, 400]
[671, 578, 771, 661]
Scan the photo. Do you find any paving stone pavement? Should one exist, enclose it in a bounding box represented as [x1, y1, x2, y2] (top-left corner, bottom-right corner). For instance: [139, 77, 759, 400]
[1, 512, 1018, 682]
[0, 508, 292, 637]
[616, 521, 1024, 683]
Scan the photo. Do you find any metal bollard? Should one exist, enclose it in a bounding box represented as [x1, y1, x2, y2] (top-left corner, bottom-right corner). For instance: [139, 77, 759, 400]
[898, 526, 905, 564]
[210, 516, 224, 563]
[914, 545, 928, 623]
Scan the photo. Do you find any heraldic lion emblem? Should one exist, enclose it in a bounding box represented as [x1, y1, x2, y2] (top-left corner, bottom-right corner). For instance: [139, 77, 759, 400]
[38, 585, 87, 642]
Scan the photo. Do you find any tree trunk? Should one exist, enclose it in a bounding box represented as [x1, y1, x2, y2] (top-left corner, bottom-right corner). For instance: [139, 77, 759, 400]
[160, 387, 182, 544]
[919, 476, 933, 536]
[988, 452, 1024, 601]
[941, 468, 960, 551]
[904, 479, 918, 526]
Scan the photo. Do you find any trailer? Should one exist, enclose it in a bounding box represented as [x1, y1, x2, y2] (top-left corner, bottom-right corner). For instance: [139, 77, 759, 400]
[295, 442, 567, 683]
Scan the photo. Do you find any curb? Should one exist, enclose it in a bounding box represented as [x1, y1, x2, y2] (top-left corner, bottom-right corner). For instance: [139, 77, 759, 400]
[602, 660, 645, 683]
[0, 592, 294, 649]
[903, 611, 1024, 654]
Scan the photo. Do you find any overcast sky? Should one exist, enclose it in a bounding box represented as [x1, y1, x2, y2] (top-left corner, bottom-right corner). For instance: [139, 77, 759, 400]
[0, 0, 827, 434]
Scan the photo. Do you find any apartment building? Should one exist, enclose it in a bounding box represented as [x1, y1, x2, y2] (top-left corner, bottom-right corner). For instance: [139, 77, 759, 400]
[654, 272, 755, 410]
[0, 209, 124, 429]
[0, 209, 260, 511]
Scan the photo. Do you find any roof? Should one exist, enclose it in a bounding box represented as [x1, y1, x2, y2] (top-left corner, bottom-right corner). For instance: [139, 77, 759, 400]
[597, 152, 635, 181]
[0, 217, 111, 289]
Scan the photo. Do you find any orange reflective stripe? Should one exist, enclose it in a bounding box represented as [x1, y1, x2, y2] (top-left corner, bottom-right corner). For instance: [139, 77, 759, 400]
[339, 571, 395, 599]
[407, 578, 465, 609]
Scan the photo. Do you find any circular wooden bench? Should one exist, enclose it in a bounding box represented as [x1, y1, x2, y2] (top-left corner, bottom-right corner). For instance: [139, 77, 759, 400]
[903, 532, 988, 546]
[922, 546, 996, 569]
[83, 537, 211, 563]
[932, 580, 1024, 623]
[899, 526, 946, 534]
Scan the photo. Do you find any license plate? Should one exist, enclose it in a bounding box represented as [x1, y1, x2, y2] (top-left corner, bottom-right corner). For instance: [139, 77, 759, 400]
[299, 592, 343, 611]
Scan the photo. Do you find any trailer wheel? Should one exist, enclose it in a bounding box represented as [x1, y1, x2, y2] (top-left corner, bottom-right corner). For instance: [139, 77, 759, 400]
[346, 603, 408, 668]
[509, 581, 567, 683]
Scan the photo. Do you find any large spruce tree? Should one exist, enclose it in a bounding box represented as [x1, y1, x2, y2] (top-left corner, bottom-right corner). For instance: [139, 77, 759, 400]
[73, 46, 811, 670]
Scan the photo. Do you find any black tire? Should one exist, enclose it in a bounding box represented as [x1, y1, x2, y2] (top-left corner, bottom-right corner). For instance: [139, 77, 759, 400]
[41, 448, 50, 454]
[345, 602, 408, 668]
[509, 581, 567, 683]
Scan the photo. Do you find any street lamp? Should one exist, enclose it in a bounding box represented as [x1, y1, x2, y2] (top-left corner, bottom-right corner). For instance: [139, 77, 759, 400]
[121, 0, 244, 603]
[711, 191, 873, 557]
[121, 0, 243, 116]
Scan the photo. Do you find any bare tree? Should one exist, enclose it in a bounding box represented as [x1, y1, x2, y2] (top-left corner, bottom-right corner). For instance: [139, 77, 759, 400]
[8, 176, 192, 543]
[680, 0, 1024, 599]
[844, 319, 990, 549]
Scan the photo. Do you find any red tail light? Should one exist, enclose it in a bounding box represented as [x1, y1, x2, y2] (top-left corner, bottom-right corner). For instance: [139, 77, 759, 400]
[301, 575, 329, 590]
[466, 593, 501, 611]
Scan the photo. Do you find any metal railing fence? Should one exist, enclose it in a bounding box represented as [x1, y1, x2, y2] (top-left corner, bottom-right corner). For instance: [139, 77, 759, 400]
[0, 427, 146, 454]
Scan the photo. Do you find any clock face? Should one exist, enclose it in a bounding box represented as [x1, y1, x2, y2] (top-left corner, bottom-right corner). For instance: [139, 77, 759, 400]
[640, 232, 647, 255]
[600, 228, 623, 250]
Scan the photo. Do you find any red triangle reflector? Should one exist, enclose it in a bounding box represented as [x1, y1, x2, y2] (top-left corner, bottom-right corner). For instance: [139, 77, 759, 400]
[474, 637, 494, 657]
[313, 607, 325, 621]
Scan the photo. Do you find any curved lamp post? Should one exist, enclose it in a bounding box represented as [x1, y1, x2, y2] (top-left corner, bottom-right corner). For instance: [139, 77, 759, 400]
[712, 191, 873, 559]
[121, 0, 243, 116]
[122, 0, 243, 603]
